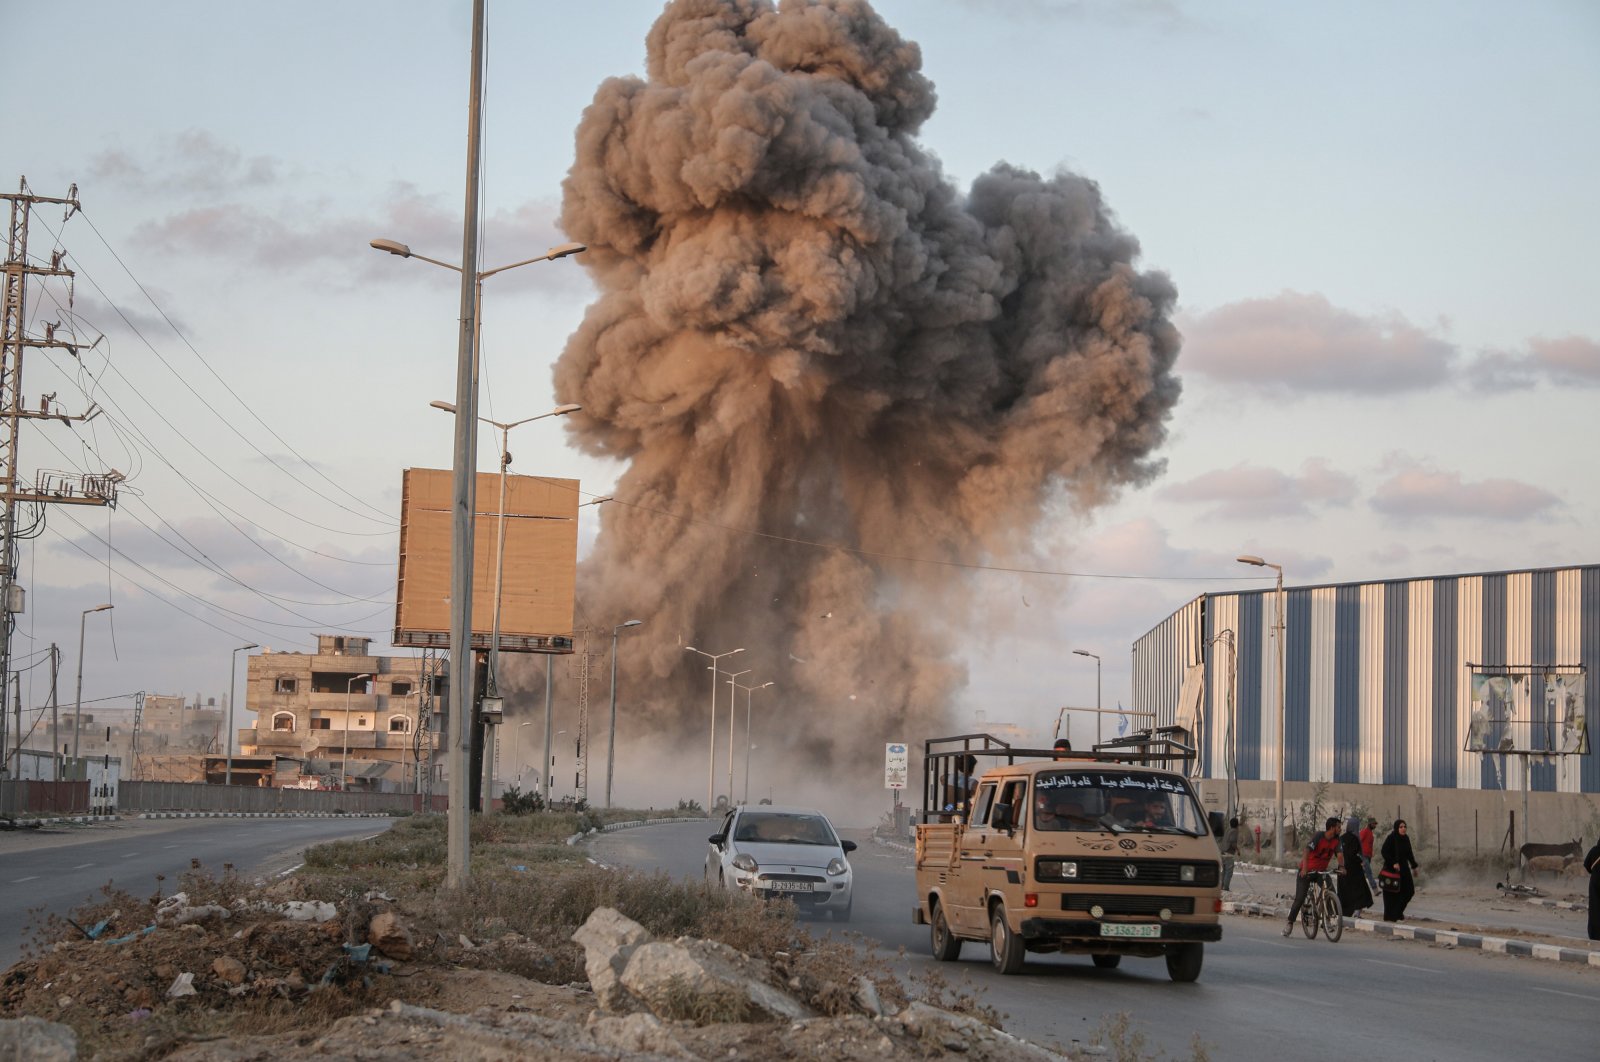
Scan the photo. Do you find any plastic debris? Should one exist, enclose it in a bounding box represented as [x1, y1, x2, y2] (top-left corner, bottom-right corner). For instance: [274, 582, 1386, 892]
[102, 925, 157, 946]
[167, 972, 196, 999]
[279, 900, 338, 923]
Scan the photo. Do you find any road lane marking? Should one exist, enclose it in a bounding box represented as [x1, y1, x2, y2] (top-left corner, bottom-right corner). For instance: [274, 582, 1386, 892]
[1532, 988, 1600, 1002]
[1363, 959, 1436, 973]
[72, 863, 94, 869]
[1255, 986, 1332, 1006]
[121, 852, 137, 858]
[163, 844, 179, 849]
[12, 876, 39, 883]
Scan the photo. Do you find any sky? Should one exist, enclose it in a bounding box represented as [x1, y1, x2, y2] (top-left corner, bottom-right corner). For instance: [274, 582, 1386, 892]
[3, 0, 1596, 811]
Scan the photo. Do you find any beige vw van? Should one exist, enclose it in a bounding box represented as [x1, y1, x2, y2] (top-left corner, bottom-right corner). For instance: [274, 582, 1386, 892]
[912, 735, 1223, 982]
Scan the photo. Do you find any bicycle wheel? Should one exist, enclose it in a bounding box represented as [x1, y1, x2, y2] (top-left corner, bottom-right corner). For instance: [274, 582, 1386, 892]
[1321, 888, 1344, 942]
[1300, 889, 1319, 938]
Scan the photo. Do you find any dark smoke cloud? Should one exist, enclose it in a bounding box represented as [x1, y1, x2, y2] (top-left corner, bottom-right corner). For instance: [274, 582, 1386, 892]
[549, 0, 1180, 793]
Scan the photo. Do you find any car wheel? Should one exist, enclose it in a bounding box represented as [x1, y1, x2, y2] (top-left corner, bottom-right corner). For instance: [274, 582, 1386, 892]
[831, 900, 853, 923]
[1091, 953, 1121, 969]
[929, 900, 962, 962]
[1165, 942, 1203, 983]
[989, 904, 1025, 975]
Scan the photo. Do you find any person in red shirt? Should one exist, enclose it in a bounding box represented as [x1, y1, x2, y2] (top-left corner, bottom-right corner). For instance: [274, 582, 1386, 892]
[1359, 817, 1378, 889]
[1284, 817, 1343, 936]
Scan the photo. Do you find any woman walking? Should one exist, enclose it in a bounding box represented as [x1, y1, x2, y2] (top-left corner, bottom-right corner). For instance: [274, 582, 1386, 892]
[1338, 816, 1373, 917]
[1379, 819, 1420, 922]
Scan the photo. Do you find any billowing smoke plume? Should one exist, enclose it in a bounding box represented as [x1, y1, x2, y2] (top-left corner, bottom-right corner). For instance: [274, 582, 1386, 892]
[551, 0, 1180, 794]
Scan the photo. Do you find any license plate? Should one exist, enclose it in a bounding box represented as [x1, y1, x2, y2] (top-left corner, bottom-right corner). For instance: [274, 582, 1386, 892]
[766, 881, 813, 893]
[1100, 923, 1161, 938]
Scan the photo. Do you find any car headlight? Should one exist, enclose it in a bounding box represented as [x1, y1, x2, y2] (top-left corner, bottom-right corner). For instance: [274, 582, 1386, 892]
[1180, 864, 1196, 883]
[826, 857, 849, 876]
[731, 853, 758, 873]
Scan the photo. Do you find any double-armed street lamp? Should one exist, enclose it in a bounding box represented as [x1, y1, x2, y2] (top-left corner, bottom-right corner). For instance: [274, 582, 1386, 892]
[340, 673, 372, 792]
[225, 643, 259, 786]
[371, 217, 583, 885]
[729, 678, 774, 806]
[685, 645, 744, 812]
[1071, 649, 1101, 744]
[604, 619, 643, 808]
[723, 669, 751, 802]
[1238, 553, 1286, 859]
[71, 604, 113, 765]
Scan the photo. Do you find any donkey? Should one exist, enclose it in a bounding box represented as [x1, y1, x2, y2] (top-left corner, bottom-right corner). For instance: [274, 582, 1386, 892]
[1519, 837, 1581, 869]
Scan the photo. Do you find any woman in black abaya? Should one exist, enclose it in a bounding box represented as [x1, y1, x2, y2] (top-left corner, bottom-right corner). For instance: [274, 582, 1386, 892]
[1338, 815, 1373, 917]
[1379, 819, 1420, 922]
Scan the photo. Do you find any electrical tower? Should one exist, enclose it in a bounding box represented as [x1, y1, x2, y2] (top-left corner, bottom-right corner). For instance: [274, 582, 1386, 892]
[0, 178, 120, 777]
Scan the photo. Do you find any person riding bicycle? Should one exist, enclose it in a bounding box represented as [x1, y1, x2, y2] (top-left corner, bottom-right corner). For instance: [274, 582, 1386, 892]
[1284, 817, 1343, 936]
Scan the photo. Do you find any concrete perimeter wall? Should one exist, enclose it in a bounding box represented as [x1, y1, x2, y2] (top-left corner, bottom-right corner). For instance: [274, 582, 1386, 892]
[1195, 778, 1600, 863]
[2, 779, 444, 816]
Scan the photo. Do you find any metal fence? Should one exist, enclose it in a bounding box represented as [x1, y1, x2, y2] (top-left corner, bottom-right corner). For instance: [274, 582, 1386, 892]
[1, 779, 444, 817]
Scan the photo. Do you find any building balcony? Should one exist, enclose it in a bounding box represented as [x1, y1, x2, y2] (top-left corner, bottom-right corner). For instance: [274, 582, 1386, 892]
[241, 728, 440, 753]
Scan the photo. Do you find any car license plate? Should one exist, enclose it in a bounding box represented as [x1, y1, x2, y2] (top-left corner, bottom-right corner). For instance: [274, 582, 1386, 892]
[767, 881, 812, 893]
[1100, 923, 1161, 938]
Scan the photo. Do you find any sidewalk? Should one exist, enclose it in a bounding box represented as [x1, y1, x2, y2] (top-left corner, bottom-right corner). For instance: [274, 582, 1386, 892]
[1224, 861, 1600, 967]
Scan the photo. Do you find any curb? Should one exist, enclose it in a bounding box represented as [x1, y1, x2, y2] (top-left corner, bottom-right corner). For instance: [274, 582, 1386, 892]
[567, 814, 707, 847]
[137, 811, 389, 820]
[1223, 899, 1600, 967]
[0, 814, 120, 828]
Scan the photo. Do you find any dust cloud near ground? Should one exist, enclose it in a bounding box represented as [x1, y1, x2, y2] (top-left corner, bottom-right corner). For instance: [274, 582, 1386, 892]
[538, 0, 1183, 793]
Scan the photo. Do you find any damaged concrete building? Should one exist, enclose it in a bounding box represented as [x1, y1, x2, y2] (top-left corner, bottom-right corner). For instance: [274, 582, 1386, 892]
[239, 635, 445, 792]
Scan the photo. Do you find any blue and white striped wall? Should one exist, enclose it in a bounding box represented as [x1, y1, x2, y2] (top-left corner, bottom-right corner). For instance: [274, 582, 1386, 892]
[1131, 565, 1600, 794]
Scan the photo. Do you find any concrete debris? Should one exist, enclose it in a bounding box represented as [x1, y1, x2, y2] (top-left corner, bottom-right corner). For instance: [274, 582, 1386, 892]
[570, 906, 653, 1013]
[166, 972, 196, 999]
[368, 911, 414, 961]
[852, 976, 884, 1017]
[211, 957, 246, 985]
[0, 1016, 77, 1061]
[277, 900, 338, 923]
[575, 908, 816, 1024]
[154, 893, 230, 927]
[585, 1011, 694, 1058]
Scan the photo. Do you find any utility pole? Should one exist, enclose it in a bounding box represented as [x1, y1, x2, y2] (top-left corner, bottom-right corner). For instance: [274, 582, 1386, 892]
[1, 179, 120, 779]
[574, 630, 592, 805]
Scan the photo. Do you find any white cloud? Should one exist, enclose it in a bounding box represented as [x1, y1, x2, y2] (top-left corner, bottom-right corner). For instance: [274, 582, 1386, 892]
[1467, 334, 1600, 391]
[1160, 457, 1357, 519]
[1180, 291, 1457, 395]
[1369, 457, 1561, 522]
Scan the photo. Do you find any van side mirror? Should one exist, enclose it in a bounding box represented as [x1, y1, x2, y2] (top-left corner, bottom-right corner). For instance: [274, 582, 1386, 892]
[708, 833, 726, 846]
[840, 840, 857, 853]
[1207, 812, 1224, 838]
[992, 802, 1013, 831]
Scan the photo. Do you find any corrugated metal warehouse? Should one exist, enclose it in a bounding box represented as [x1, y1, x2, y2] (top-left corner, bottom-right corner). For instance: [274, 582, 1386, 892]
[1131, 563, 1599, 794]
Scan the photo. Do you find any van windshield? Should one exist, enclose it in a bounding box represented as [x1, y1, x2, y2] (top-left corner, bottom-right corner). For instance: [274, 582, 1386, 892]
[1032, 771, 1205, 835]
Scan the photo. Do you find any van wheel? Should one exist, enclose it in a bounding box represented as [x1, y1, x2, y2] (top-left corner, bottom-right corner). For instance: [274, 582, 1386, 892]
[1091, 954, 1121, 969]
[989, 904, 1025, 975]
[930, 901, 962, 962]
[1166, 942, 1203, 983]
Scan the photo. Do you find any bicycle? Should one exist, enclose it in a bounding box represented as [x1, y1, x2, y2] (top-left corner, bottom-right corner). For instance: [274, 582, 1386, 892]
[1298, 870, 1344, 942]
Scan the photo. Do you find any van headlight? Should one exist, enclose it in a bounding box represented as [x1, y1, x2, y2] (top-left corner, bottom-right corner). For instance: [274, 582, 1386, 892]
[732, 853, 758, 873]
[826, 857, 849, 876]
[1038, 860, 1078, 881]
[1180, 864, 1196, 883]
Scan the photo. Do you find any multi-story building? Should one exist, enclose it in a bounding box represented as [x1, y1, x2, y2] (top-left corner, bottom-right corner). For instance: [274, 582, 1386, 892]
[239, 634, 445, 792]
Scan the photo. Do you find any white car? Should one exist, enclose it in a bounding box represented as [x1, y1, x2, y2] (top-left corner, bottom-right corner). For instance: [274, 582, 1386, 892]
[705, 804, 856, 921]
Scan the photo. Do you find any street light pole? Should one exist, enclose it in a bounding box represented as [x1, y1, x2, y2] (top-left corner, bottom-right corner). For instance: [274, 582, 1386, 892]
[225, 642, 258, 786]
[1238, 554, 1286, 860]
[1072, 649, 1100, 745]
[685, 645, 744, 812]
[731, 679, 773, 806]
[341, 673, 372, 792]
[605, 619, 643, 808]
[372, 102, 583, 886]
[723, 669, 750, 803]
[71, 604, 113, 765]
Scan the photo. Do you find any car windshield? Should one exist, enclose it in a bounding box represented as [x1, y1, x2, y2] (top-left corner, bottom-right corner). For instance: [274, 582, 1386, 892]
[732, 812, 837, 846]
[1032, 770, 1205, 835]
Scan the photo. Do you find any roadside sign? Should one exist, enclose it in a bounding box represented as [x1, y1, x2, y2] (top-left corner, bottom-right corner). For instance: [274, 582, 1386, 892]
[885, 742, 908, 790]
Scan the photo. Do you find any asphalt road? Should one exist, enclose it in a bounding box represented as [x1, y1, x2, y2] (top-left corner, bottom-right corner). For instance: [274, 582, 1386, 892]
[592, 818, 1600, 1060]
[0, 816, 392, 970]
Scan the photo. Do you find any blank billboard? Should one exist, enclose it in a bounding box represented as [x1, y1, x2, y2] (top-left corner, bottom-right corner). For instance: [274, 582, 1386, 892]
[394, 468, 578, 654]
